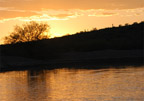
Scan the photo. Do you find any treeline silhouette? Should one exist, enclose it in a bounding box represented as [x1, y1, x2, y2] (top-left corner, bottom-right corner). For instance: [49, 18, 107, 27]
[1, 21, 144, 59]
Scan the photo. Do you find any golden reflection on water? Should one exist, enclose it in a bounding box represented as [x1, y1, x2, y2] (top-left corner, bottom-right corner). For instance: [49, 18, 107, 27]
[0, 66, 144, 101]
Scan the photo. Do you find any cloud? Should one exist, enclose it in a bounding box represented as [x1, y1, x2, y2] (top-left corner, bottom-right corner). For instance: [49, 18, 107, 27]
[0, 0, 143, 11]
[22, 14, 69, 21]
[102, 12, 117, 15]
[0, 7, 10, 10]
[0, 14, 69, 23]
[88, 12, 117, 17]
[0, 10, 37, 20]
[0, 6, 36, 20]
[1, 7, 144, 23]
[0, 0, 144, 20]
[0, 8, 81, 22]
[49, 14, 75, 18]
[87, 8, 144, 17]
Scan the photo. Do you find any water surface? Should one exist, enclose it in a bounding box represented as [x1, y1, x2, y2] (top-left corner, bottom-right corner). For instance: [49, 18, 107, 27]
[0, 66, 144, 101]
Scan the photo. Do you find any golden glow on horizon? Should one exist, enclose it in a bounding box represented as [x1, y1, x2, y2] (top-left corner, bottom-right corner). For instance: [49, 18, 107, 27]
[0, 0, 144, 44]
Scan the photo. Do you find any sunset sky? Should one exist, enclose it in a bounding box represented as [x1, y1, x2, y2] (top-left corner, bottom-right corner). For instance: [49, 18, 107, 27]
[0, 0, 144, 44]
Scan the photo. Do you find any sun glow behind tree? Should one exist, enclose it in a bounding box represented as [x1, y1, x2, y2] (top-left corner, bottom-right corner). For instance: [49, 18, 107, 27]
[4, 21, 50, 44]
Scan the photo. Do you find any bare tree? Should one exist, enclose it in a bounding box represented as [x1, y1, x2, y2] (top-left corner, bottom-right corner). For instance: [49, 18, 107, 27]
[4, 21, 50, 44]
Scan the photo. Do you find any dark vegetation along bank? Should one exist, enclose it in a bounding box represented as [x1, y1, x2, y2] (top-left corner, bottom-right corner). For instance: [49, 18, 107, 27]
[1, 21, 144, 57]
[0, 21, 144, 71]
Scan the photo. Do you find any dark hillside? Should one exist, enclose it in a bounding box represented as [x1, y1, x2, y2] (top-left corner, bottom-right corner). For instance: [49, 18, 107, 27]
[1, 21, 144, 59]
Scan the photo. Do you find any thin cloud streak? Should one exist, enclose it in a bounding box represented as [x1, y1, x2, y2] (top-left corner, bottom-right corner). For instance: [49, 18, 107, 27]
[0, 7, 144, 22]
[0, 14, 69, 23]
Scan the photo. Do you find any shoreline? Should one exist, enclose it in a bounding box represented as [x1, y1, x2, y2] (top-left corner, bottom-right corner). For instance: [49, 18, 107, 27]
[0, 50, 143, 72]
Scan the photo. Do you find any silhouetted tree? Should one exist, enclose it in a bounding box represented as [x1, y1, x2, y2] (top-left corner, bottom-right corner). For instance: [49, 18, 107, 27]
[119, 24, 122, 27]
[4, 21, 50, 44]
[132, 22, 138, 25]
[91, 27, 97, 31]
[125, 23, 129, 26]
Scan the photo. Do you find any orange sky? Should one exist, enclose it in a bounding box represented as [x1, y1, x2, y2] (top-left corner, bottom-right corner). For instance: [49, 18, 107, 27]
[0, 0, 144, 44]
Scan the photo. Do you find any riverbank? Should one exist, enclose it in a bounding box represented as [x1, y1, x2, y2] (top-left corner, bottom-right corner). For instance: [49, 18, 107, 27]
[0, 50, 143, 72]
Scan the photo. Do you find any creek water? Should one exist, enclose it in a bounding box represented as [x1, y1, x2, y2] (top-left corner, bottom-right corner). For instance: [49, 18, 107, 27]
[0, 66, 144, 101]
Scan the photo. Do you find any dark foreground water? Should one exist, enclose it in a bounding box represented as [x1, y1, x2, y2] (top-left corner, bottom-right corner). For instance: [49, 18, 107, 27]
[0, 66, 144, 101]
